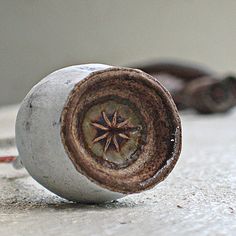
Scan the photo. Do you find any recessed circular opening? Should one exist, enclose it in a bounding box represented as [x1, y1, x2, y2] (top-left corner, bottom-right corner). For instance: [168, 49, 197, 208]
[61, 67, 181, 194]
[81, 97, 146, 168]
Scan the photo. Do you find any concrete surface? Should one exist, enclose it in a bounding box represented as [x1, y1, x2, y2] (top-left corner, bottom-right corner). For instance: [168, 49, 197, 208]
[1, 0, 236, 105]
[0, 105, 235, 236]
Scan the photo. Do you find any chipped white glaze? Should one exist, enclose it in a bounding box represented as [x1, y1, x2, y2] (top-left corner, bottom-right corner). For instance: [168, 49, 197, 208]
[15, 64, 125, 203]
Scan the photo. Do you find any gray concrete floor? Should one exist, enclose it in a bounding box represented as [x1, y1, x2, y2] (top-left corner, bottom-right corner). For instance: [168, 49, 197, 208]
[0, 106, 235, 236]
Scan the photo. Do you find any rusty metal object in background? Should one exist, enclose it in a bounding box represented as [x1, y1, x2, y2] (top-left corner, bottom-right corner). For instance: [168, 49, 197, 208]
[131, 61, 236, 114]
[184, 75, 236, 113]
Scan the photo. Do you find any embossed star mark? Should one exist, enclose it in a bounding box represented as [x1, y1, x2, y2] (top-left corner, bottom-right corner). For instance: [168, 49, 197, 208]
[91, 111, 139, 153]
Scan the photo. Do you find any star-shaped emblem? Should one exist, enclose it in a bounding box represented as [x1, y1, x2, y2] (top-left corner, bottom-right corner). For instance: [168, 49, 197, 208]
[91, 111, 136, 153]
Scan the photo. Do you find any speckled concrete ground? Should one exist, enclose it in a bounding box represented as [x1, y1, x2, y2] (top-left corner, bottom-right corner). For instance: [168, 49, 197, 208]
[0, 106, 235, 236]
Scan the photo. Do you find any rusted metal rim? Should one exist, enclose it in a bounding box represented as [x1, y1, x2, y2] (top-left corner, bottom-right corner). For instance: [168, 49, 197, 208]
[61, 67, 182, 194]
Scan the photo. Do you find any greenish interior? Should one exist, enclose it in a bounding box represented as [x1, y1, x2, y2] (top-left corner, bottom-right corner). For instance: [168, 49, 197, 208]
[82, 99, 143, 166]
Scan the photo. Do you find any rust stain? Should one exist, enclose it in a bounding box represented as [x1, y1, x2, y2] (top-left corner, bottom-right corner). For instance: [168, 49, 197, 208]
[0, 156, 16, 163]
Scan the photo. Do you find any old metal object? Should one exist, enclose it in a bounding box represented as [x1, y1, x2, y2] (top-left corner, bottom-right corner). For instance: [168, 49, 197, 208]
[184, 76, 236, 113]
[132, 61, 213, 111]
[131, 61, 236, 113]
[15, 64, 182, 203]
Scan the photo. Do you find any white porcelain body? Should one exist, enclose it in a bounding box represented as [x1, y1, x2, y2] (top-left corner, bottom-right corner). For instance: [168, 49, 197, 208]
[15, 64, 125, 203]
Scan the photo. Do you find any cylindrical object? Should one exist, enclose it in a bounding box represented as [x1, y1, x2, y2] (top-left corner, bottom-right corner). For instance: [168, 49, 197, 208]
[130, 61, 213, 110]
[185, 76, 235, 114]
[16, 64, 181, 203]
[131, 61, 236, 113]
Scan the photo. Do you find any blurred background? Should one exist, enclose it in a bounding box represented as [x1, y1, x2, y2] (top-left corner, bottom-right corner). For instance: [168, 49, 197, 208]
[1, 0, 236, 106]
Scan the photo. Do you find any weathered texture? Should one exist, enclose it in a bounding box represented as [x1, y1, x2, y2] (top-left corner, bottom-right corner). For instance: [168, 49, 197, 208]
[61, 66, 181, 194]
[15, 64, 181, 202]
[0, 106, 236, 236]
